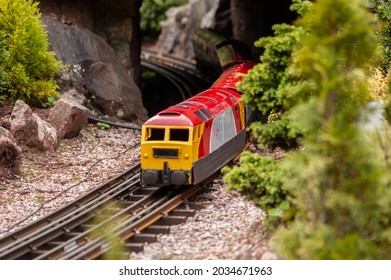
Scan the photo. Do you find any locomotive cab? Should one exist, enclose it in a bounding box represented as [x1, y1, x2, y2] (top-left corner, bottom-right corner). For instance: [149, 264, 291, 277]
[141, 123, 203, 186]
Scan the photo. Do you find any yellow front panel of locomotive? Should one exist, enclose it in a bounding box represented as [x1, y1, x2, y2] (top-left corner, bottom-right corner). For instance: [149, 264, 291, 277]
[141, 125, 201, 171]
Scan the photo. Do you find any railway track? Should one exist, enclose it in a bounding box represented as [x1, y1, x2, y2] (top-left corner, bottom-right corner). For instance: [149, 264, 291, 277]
[0, 164, 141, 259]
[0, 163, 210, 260]
[0, 52, 228, 260]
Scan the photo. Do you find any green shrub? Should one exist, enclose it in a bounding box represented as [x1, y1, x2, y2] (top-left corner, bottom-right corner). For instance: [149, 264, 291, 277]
[237, 2, 312, 150]
[223, 0, 312, 230]
[0, 0, 62, 106]
[369, 0, 391, 71]
[224, 0, 391, 259]
[222, 151, 295, 230]
[272, 0, 391, 259]
[250, 112, 302, 150]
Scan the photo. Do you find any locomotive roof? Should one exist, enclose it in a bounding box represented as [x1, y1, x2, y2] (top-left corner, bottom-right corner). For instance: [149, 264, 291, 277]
[143, 62, 255, 128]
[144, 87, 240, 127]
[211, 62, 254, 89]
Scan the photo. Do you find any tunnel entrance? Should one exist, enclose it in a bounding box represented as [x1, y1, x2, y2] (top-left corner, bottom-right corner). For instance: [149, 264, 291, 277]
[141, 68, 184, 117]
[140, 65, 211, 118]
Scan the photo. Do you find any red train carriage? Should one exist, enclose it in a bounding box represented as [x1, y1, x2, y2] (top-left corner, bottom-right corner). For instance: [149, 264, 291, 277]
[141, 62, 254, 186]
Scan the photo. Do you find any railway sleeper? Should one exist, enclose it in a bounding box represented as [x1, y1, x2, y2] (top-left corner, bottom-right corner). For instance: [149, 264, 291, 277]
[122, 242, 144, 253]
[25, 250, 49, 259]
[183, 201, 203, 210]
[142, 225, 171, 234]
[138, 187, 160, 194]
[125, 194, 149, 203]
[64, 232, 84, 238]
[154, 215, 187, 226]
[170, 208, 196, 217]
[131, 233, 157, 243]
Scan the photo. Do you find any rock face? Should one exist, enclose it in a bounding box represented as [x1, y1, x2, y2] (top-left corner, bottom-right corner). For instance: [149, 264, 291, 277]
[39, 0, 142, 84]
[42, 15, 148, 123]
[0, 127, 22, 176]
[80, 60, 142, 121]
[38, 0, 147, 123]
[62, 89, 88, 106]
[10, 100, 58, 152]
[0, 126, 14, 141]
[150, 0, 296, 61]
[48, 93, 91, 139]
[152, 0, 227, 60]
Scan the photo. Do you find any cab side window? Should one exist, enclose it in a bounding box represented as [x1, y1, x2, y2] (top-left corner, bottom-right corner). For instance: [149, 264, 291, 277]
[193, 126, 199, 142]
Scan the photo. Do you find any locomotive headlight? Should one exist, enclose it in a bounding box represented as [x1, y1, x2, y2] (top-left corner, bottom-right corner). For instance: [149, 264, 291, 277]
[184, 153, 189, 159]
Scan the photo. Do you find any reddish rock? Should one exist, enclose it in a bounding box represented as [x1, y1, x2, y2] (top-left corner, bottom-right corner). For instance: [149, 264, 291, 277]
[10, 100, 58, 151]
[0, 126, 15, 142]
[48, 96, 90, 139]
[0, 133, 22, 177]
[62, 89, 88, 106]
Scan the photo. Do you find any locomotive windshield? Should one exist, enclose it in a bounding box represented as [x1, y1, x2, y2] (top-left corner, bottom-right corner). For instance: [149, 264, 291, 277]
[145, 128, 165, 141]
[144, 127, 190, 142]
[169, 128, 189, 142]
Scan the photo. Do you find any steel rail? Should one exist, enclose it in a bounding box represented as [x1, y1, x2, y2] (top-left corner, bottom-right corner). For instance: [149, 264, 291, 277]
[34, 186, 168, 260]
[63, 184, 203, 260]
[142, 55, 210, 94]
[0, 176, 141, 259]
[0, 164, 141, 259]
[141, 60, 193, 101]
[141, 51, 200, 77]
[0, 164, 141, 249]
[59, 194, 171, 259]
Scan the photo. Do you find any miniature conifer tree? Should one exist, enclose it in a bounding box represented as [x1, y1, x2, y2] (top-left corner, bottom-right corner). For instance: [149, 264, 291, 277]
[0, 0, 62, 106]
[236, 0, 312, 150]
[223, 0, 312, 232]
[273, 0, 391, 259]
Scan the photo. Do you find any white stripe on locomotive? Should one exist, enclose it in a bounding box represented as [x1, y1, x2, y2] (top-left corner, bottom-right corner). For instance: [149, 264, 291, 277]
[210, 107, 237, 152]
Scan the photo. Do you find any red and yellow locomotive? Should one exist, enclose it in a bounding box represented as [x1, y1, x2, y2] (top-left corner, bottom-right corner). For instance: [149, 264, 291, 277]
[140, 61, 255, 186]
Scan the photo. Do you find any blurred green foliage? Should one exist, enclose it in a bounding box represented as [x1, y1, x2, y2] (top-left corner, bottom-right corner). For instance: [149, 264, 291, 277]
[91, 202, 128, 260]
[277, 0, 391, 259]
[224, 0, 391, 259]
[224, 0, 312, 232]
[370, 0, 391, 71]
[0, 0, 62, 107]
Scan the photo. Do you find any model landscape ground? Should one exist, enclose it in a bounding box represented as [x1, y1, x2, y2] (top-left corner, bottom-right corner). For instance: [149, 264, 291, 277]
[0, 109, 277, 259]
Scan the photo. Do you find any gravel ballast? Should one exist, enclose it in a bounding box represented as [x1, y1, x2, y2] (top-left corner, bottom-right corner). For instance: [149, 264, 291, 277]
[0, 123, 277, 259]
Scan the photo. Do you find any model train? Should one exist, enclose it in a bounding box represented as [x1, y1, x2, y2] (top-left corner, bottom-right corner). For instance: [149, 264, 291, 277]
[192, 28, 255, 77]
[140, 30, 255, 186]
